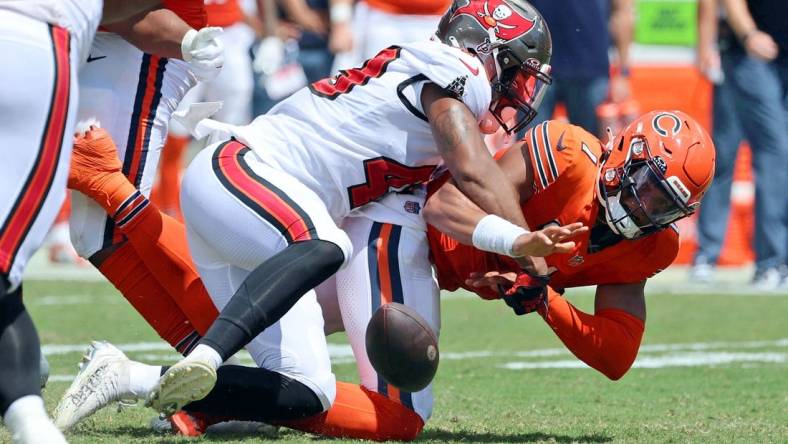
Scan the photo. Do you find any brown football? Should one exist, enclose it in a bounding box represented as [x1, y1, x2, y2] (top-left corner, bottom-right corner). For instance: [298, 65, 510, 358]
[365, 302, 439, 392]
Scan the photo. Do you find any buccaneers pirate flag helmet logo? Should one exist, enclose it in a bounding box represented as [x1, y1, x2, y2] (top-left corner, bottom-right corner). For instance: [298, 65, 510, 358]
[436, 0, 553, 134]
[454, 0, 535, 42]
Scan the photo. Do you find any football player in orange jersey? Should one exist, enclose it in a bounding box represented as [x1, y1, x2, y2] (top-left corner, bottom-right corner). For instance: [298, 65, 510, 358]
[423, 110, 716, 380]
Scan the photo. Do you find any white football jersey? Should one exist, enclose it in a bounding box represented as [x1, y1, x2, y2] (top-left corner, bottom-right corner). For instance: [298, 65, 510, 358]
[196, 39, 491, 221]
[0, 0, 101, 64]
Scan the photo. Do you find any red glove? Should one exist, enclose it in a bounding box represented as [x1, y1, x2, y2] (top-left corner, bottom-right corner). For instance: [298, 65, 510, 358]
[501, 273, 550, 316]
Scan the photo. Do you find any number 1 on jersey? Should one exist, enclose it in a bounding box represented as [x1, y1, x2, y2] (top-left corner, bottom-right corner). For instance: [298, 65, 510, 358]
[347, 157, 436, 209]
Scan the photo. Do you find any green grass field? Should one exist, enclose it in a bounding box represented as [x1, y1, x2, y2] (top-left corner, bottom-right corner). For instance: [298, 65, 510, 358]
[4, 279, 788, 443]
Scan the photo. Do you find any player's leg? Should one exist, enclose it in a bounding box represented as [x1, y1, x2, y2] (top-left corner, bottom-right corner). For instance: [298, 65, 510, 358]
[179, 261, 334, 421]
[287, 216, 437, 441]
[0, 14, 75, 443]
[149, 140, 350, 412]
[69, 35, 218, 343]
[70, 124, 218, 345]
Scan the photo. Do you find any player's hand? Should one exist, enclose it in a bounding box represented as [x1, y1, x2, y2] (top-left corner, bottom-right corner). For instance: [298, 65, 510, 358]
[501, 273, 550, 316]
[744, 30, 779, 61]
[512, 222, 587, 257]
[465, 271, 518, 298]
[181, 27, 225, 82]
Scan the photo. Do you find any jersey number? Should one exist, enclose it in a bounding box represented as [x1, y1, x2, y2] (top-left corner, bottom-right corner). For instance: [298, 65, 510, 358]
[309, 46, 401, 99]
[348, 157, 435, 209]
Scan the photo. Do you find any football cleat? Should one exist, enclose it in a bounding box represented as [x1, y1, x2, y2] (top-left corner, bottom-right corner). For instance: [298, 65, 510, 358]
[53, 341, 133, 431]
[150, 410, 279, 437]
[145, 359, 216, 415]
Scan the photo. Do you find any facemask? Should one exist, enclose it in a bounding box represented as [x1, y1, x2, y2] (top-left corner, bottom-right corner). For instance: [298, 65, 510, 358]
[603, 192, 642, 239]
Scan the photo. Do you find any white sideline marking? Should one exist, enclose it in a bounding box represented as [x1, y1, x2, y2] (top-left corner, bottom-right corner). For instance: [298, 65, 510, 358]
[43, 338, 788, 358]
[30, 295, 103, 306]
[49, 350, 787, 384]
[500, 351, 788, 370]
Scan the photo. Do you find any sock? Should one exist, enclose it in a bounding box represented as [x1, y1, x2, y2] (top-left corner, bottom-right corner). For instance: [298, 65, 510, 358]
[183, 365, 324, 421]
[111, 194, 219, 335]
[280, 382, 424, 441]
[200, 240, 344, 361]
[541, 289, 645, 380]
[3, 395, 50, 431]
[127, 362, 163, 398]
[184, 344, 223, 370]
[153, 134, 189, 219]
[98, 242, 201, 354]
[0, 289, 41, 415]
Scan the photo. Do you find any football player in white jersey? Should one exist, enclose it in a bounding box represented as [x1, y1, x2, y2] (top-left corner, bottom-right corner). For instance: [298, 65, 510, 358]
[0, 2, 188, 443]
[145, 0, 581, 416]
[48, 0, 579, 432]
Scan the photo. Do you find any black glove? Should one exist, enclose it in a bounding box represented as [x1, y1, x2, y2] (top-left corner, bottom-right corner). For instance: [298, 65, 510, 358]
[500, 273, 550, 316]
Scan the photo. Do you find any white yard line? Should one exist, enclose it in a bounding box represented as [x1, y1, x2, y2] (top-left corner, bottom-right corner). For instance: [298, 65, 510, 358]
[500, 351, 788, 370]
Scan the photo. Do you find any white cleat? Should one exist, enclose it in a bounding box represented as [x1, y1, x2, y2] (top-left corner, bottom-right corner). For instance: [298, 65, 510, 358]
[53, 341, 133, 431]
[145, 359, 216, 416]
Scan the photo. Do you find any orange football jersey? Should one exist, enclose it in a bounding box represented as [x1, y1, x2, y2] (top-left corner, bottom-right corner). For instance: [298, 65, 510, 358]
[163, 0, 207, 29]
[427, 121, 679, 296]
[205, 0, 243, 27]
[365, 0, 451, 16]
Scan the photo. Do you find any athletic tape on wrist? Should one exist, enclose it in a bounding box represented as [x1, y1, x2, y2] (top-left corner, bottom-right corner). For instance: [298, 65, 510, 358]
[471, 214, 529, 257]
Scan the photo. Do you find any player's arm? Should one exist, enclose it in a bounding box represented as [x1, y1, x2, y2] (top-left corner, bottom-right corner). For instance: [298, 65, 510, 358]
[101, 0, 161, 25]
[423, 83, 526, 226]
[541, 282, 646, 380]
[423, 137, 585, 260]
[103, 8, 191, 58]
[104, 9, 224, 81]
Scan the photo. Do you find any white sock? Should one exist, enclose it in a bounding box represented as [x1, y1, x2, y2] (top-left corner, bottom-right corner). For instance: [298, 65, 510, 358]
[128, 362, 163, 398]
[3, 395, 50, 433]
[185, 344, 223, 370]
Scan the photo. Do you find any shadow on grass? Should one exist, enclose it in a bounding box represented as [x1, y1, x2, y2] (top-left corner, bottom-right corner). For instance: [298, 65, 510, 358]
[419, 429, 613, 443]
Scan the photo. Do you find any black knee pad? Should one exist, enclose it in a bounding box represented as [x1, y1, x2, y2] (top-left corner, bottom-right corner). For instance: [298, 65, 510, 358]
[202, 240, 345, 360]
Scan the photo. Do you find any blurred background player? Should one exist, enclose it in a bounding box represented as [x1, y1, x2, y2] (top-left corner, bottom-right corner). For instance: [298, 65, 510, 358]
[690, 0, 788, 289]
[68, 1, 225, 357]
[525, 0, 634, 138]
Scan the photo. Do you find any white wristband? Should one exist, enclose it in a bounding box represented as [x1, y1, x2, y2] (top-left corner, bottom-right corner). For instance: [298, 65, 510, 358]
[471, 214, 529, 257]
[181, 29, 198, 62]
[330, 3, 352, 23]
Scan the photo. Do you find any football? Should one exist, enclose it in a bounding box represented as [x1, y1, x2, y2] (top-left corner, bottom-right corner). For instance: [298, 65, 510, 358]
[365, 302, 439, 392]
